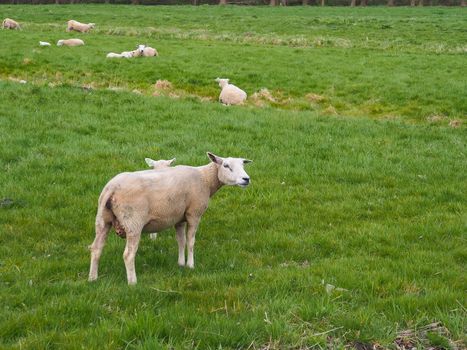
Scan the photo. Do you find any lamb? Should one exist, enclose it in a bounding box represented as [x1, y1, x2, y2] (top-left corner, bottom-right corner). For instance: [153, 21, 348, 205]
[57, 39, 84, 47]
[2, 18, 21, 30]
[67, 20, 95, 33]
[88, 152, 252, 285]
[215, 78, 247, 106]
[144, 157, 176, 240]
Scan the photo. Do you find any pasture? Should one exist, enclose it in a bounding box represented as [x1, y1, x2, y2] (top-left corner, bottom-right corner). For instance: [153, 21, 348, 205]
[0, 5, 466, 349]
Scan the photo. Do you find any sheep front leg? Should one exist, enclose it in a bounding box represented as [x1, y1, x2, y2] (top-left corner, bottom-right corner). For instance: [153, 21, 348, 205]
[175, 222, 186, 266]
[123, 233, 142, 285]
[186, 219, 200, 269]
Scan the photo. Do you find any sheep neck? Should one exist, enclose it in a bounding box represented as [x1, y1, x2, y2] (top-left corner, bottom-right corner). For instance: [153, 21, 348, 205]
[199, 162, 223, 197]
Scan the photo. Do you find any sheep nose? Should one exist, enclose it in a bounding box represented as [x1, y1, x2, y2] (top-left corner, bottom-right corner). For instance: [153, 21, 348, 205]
[242, 177, 250, 183]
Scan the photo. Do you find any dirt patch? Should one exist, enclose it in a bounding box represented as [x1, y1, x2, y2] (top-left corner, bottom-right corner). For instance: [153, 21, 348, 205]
[305, 92, 325, 103]
[154, 79, 173, 90]
[427, 114, 446, 123]
[449, 119, 462, 128]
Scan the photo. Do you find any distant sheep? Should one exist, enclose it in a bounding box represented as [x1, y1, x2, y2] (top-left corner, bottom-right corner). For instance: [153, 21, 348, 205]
[142, 46, 158, 57]
[106, 45, 145, 59]
[57, 39, 84, 47]
[39, 41, 51, 47]
[215, 78, 247, 106]
[88, 152, 252, 285]
[2, 18, 21, 30]
[67, 20, 95, 33]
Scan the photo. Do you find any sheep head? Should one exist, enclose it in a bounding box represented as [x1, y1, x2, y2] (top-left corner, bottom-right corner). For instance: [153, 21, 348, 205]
[215, 78, 229, 88]
[207, 152, 252, 188]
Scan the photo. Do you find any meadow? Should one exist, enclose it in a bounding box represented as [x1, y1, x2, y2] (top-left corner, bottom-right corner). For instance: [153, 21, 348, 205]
[0, 5, 466, 349]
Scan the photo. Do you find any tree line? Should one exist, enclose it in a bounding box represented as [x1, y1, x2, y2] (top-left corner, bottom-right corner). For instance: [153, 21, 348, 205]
[2, 0, 465, 5]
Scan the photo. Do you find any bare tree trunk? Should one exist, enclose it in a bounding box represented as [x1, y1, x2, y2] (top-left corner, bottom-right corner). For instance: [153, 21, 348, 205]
[280, 0, 287, 5]
[350, 0, 356, 5]
[387, 0, 394, 5]
[320, 0, 325, 5]
[132, 0, 140, 4]
[418, 0, 423, 5]
[360, 0, 367, 6]
[270, 0, 278, 5]
[219, 0, 227, 4]
[55, 0, 60, 4]
[410, 0, 416, 5]
[192, 0, 199, 4]
[462, 0, 467, 6]
[302, 0, 309, 4]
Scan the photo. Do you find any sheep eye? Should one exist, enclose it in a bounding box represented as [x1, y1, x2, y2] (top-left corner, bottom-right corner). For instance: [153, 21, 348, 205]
[223, 164, 232, 171]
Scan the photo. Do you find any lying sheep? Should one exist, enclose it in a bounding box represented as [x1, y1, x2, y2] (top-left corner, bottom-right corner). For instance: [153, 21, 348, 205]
[88, 152, 252, 285]
[106, 45, 145, 59]
[142, 46, 158, 57]
[67, 20, 95, 33]
[57, 39, 84, 47]
[144, 157, 176, 240]
[2, 18, 21, 30]
[215, 78, 247, 106]
[39, 41, 51, 47]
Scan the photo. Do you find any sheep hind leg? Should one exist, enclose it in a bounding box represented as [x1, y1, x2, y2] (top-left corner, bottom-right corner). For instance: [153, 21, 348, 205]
[123, 232, 142, 285]
[175, 222, 186, 267]
[88, 218, 111, 282]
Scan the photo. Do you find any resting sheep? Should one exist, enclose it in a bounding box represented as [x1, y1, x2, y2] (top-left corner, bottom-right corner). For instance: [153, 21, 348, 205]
[215, 78, 247, 106]
[142, 46, 158, 57]
[106, 45, 145, 59]
[88, 152, 252, 285]
[57, 39, 84, 47]
[2, 18, 21, 30]
[67, 20, 95, 33]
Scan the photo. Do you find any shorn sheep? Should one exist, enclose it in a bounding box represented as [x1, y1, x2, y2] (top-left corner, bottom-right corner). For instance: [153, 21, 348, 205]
[88, 152, 252, 285]
[67, 20, 95, 33]
[2, 18, 21, 30]
[144, 157, 176, 240]
[106, 45, 145, 59]
[215, 78, 247, 106]
[57, 39, 84, 47]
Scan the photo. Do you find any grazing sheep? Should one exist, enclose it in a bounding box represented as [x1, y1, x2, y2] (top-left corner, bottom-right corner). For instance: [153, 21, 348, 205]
[67, 20, 95, 33]
[142, 46, 158, 57]
[57, 39, 84, 47]
[144, 158, 176, 240]
[2, 18, 21, 30]
[88, 152, 252, 285]
[215, 78, 247, 106]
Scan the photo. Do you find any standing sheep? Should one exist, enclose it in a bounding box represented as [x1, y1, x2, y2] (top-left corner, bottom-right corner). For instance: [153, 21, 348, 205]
[144, 157, 176, 240]
[67, 20, 95, 33]
[88, 152, 252, 285]
[2, 18, 21, 30]
[215, 78, 247, 105]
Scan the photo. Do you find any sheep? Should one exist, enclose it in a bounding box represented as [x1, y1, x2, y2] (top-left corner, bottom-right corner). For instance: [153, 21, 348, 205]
[215, 78, 247, 106]
[144, 157, 176, 240]
[57, 39, 85, 47]
[106, 45, 145, 59]
[39, 41, 51, 46]
[67, 20, 95, 33]
[142, 46, 158, 57]
[2, 18, 21, 30]
[88, 152, 252, 285]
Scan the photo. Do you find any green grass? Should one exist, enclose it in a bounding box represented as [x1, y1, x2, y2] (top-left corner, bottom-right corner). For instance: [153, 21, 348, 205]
[0, 5, 466, 349]
[0, 5, 466, 121]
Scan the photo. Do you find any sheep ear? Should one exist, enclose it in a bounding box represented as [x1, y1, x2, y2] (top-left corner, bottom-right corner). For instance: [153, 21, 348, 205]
[243, 159, 252, 164]
[207, 152, 223, 165]
[145, 158, 155, 167]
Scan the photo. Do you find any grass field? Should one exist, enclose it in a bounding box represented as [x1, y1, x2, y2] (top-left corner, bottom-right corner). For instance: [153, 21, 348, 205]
[0, 5, 466, 349]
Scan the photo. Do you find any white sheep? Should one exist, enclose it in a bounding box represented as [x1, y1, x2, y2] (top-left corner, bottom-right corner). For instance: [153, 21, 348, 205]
[142, 46, 158, 57]
[57, 39, 85, 47]
[215, 78, 247, 105]
[143, 157, 176, 240]
[39, 41, 51, 46]
[2, 18, 21, 30]
[106, 45, 145, 59]
[88, 152, 252, 285]
[66, 20, 95, 33]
